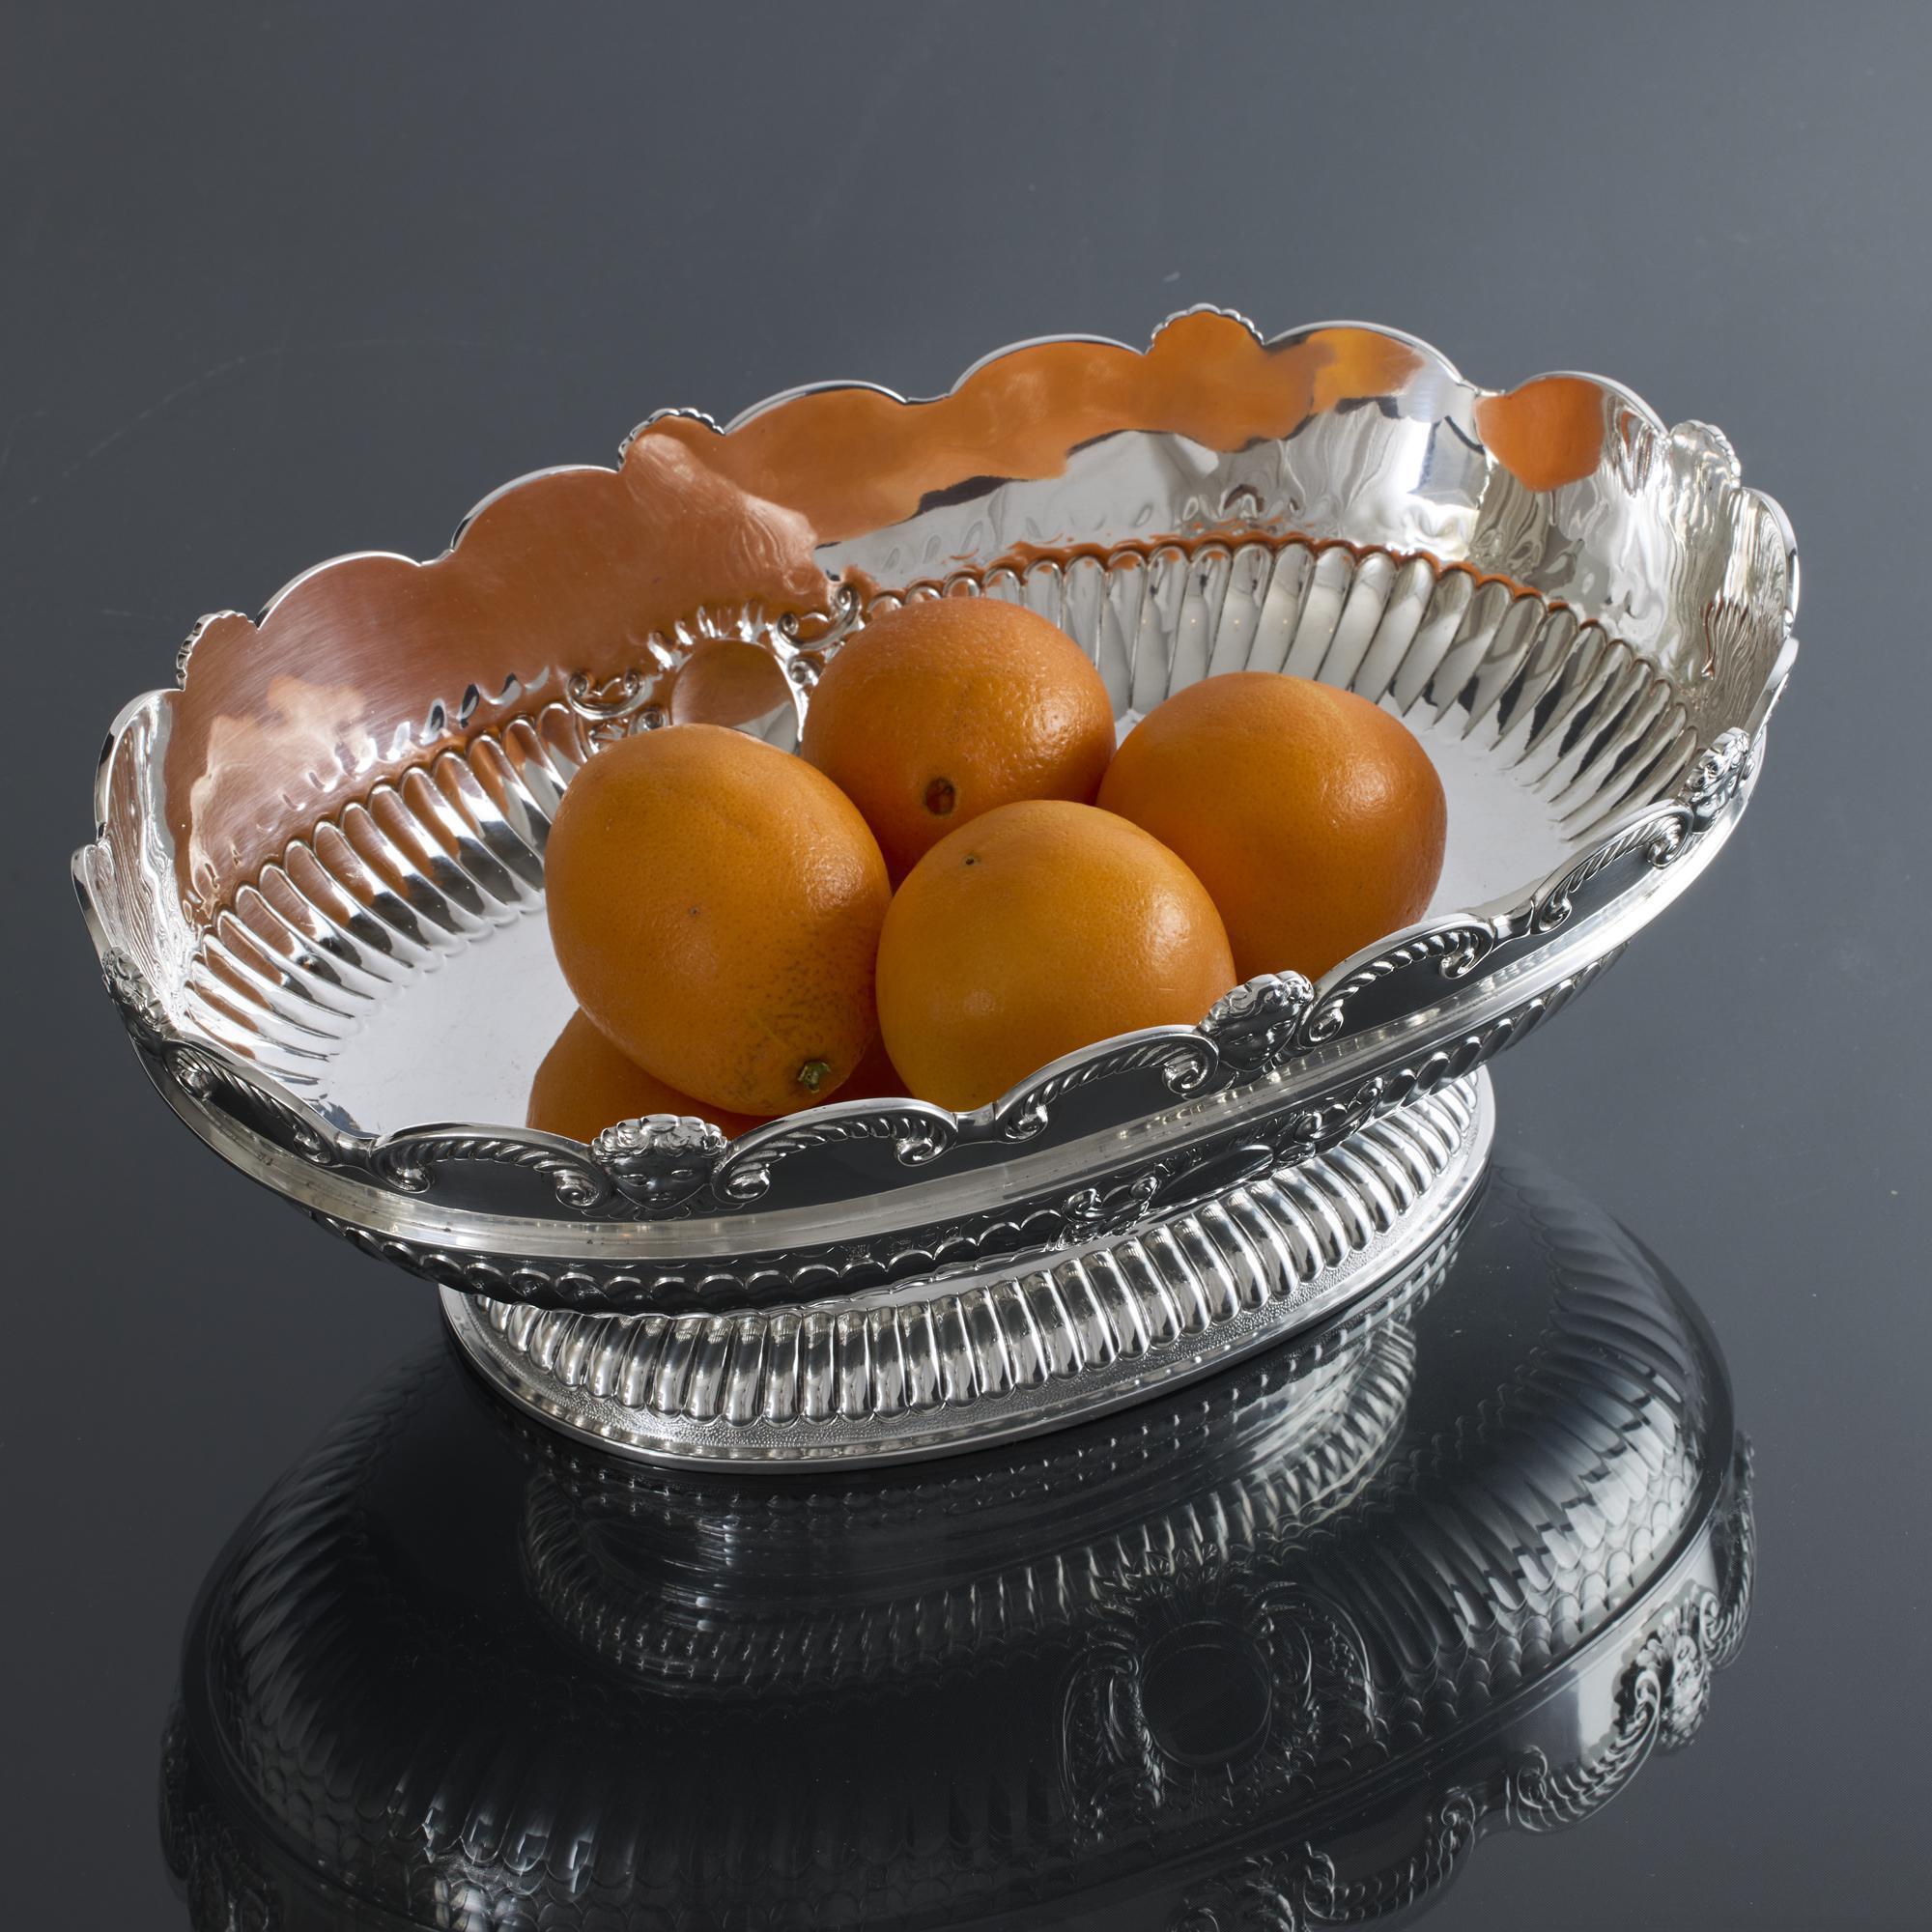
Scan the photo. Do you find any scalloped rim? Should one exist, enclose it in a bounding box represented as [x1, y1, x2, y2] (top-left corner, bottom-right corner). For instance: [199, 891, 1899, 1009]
[76, 310, 1801, 1217]
[177, 305, 1802, 686]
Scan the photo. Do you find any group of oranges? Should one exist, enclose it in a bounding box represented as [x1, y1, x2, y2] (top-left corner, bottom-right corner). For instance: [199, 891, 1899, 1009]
[531, 597, 1447, 1141]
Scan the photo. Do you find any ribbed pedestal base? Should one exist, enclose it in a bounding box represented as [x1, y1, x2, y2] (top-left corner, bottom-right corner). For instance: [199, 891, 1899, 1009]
[444, 1071, 1492, 1468]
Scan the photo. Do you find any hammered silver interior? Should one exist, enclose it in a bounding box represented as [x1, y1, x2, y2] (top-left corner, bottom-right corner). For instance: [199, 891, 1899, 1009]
[181, 539, 1690, 1138]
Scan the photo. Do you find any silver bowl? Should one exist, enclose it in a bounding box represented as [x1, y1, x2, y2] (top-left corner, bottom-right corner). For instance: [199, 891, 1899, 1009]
[75, 309, 1797, 1463]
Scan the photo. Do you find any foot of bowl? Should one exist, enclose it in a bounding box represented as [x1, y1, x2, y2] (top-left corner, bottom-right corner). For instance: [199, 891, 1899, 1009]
[442, 1070, 1494, 1469]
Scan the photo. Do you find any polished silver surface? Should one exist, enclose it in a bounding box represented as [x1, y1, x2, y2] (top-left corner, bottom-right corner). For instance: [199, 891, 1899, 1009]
[443, 1072, 1488, 1465]
[74, 311, 1797, 1327]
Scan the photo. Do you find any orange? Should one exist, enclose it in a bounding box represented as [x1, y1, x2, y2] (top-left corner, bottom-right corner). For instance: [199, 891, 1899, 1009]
[1097, 671, 1446, 982]
[876, 801, 1236, 1112]
[527, 1009, 764, 1141]
[543, 724, 890, 1117]
[526, 1010, 902, 1142]
[799, 596, 1116, 877]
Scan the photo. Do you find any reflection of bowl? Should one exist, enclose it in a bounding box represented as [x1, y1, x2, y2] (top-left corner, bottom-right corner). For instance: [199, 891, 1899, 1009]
[159, 1160, 1753, 1929]
[517, 1260, 1420, 1690]
[76, 311, 1796, 1440]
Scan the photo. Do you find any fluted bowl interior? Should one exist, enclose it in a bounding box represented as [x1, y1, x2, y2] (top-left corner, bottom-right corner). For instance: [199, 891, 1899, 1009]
[75, 311, 1796, 1298]
[298, 553, 1639, 1137]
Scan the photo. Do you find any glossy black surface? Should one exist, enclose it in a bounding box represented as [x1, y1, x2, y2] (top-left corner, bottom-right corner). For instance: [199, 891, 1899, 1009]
[160, 1165, 1749, 1930]
[6, 4, 1930, 1925]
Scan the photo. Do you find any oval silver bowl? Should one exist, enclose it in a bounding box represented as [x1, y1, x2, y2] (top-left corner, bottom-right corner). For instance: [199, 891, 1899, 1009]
[75, 309, 1797, 1463]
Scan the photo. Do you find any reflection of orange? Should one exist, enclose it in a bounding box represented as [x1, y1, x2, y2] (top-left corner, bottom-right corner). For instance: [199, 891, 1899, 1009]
[544, 724, 890, 1117]
[877, 801, 1236, 1112]
[527, 1009, 764, 1141]
[1098, 672, 1445, 982]
[645, 312, 1425, 545]
[1475, 377, 1610, 493]
[667, 639, 791, 727]
[166, 435, 829, 922]
[801, 599, 1116, 877]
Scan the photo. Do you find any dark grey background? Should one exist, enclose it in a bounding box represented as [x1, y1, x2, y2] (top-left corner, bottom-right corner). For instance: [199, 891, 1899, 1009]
[5, 2, 1927, 1924]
